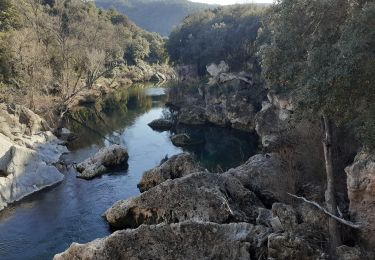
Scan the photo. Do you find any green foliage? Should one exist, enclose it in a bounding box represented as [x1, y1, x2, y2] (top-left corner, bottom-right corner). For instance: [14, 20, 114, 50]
[0, 0, 20, 31]
[0, 0, 168, 106]
[258, 0, 375, 150]
[95, 0, 215, 36]
[167, 5, 267, 75]
[0, 0, 20, 81]
[126, 37, 151, 64]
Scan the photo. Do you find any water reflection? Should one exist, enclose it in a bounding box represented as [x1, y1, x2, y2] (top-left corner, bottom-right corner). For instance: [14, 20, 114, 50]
[0, 83, 258, 260]
[175, 124, 258, 171]
[65, 84, 166, 150]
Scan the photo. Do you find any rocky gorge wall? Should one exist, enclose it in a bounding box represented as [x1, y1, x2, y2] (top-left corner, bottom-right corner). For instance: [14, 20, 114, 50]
[168, 62, 329, 198]
[345, 152, 375, 250]
[168, 64, 267, 132]
[0, 103, 67, 211]
[54, 61, 374, 258]
[166, 61, 373, 253]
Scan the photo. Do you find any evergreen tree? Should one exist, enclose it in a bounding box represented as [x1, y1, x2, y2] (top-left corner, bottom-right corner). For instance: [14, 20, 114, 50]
[258, 0, 375, 255]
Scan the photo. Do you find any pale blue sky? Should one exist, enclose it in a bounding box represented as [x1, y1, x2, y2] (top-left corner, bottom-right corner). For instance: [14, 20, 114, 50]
[189, 0, 274, 4]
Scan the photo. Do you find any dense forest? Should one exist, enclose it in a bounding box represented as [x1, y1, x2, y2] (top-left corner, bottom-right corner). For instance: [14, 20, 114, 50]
[167, 5, 267, 75]
[258, 0, 374, 150]
[0, 0, 168, 118]
[95, 0, 215, 36]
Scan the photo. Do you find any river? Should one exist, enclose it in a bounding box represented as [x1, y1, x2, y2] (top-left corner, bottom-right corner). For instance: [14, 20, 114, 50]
[0, 83, 258, 260]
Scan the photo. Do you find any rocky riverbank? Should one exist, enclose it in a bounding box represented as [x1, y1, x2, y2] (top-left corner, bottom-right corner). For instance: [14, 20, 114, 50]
[55, 151, 375, 259]
[66, 63, 176, 112]
[53, 61, 375, 259]
[0, 103, 68, 211]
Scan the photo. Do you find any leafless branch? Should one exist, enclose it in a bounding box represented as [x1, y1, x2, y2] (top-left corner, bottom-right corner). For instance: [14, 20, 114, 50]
[287, 193, 362, 229]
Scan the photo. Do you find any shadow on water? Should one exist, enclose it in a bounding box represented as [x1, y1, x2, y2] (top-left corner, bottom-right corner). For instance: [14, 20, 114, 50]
[175, 124, 259, 171]
[0, 82, 259, 260]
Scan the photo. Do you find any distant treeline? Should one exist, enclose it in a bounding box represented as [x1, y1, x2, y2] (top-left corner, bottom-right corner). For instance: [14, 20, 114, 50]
[95, 0, 215, 36]
[167, 4, 268, 75]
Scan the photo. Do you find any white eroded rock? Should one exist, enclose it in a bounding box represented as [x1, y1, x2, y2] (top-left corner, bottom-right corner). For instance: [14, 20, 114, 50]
[76, 144, 129, 179]
[345, 152, 375, 250]
[54, 221, 270, 260]
[0, 104, 66, 211]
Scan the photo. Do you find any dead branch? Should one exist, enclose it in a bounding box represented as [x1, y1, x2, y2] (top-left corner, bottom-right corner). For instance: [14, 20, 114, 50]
[287, 193, 362, 229]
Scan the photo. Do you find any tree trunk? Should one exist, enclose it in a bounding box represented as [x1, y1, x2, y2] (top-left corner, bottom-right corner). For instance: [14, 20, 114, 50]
[322, 114, 341, 257]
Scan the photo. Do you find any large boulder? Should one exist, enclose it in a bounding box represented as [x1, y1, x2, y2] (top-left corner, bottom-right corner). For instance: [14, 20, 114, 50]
[148, 118, 173, 131]
[104, 172, 263, 229]
[255, 92, 294, 147]
[170, 133, 192, 147]
[0, 103, 49, 140]
[54, 221, 270, 260]
[206, 61, 230, 77]
[345, 152, 375, 250]
[336, 245, 373, 260]
[226, 153, 293, 206]
[0, 104, 67, 211]
[267, 232, 319, 260]
[138, 153, 204, 192]
[76, 145, 129, 180]
[177, 106, 207, 125]
[54, 128, 76, 142]
[271, 203, 299, 231]
[255, 101, 291, 149]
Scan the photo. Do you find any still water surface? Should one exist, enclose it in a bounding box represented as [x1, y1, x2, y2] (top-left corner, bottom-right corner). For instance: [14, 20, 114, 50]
[0, 84, 258, 260]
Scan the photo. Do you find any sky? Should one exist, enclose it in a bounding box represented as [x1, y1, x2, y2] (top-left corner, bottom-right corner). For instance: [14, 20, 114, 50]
[189, 0, 274, 4]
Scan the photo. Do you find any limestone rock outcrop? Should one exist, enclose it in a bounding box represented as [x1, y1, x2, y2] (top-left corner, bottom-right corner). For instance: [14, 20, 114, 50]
[267, 232, 318, 260]
[138, 153, 204, 192]
[105, 62, 176, 86]
[255, 101, 291, 149]
[104, 172, 263, 229]
[336, 245, 373, 260]
[168, 63, 266, 132]
[76, 145, 129, 180]
[0, 103, 67, 211]
[54, 221, 271, 260]
[170, 133, 192, 147]
[147, 118, 173, 131]
[227, 153, 293, 206]
[345, 151, 375, 250]
[206, 61, 230, 77]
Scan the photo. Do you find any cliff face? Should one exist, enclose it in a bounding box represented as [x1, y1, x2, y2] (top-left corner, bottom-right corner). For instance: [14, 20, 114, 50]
[0, 103, 67, 211]
[346, 152, 375, 250]
[168, 63, 267, 132]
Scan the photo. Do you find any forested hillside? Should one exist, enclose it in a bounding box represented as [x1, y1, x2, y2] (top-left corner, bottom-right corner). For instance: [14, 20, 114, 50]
[167, 5, 267, 75]
[0, 0, 168, 117]
[95, 0, 215, 36]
